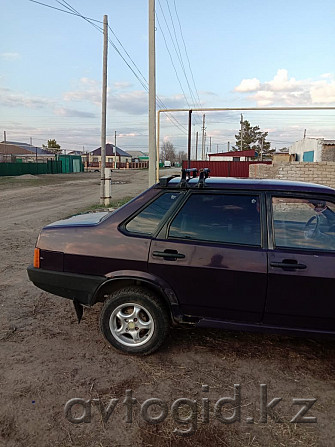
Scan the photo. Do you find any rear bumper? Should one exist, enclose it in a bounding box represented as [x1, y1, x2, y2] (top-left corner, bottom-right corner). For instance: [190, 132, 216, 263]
[27, 265, 106, 305]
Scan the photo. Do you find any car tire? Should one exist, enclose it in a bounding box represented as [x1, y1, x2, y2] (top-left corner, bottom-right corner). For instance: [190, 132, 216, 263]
[99, 287, 170, 355]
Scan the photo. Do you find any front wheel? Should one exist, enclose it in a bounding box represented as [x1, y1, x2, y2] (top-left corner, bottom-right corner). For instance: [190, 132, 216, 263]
[99, 287, 169, 355]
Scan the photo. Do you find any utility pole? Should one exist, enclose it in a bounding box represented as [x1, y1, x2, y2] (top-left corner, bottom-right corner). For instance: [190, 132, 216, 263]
[217, 144, 219, 153]
[114, 131, 117, 168]
[149, 0, 157, 185]
[100, 15, 109, 205]
[187, 110, 192, 168]
[240, 113, 244, 151]
[195, 131, 198, 160]
[3, 131, 7, 156]
[228, 141, 230, 151]
[201, 114, 206, 160]
[209, 136, 212, 153]
[260, 136, 264, 161]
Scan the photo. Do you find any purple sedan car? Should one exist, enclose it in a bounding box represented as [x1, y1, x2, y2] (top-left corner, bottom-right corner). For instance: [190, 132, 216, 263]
[28, 169, 335, 355]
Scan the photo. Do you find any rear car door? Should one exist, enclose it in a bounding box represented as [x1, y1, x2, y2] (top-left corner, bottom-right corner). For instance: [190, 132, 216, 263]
[148, 191, 268, 322]
[264, 193, 335, 331]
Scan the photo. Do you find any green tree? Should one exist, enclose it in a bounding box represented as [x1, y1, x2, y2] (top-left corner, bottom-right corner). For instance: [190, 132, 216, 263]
[160, 141, 176, 163]
[234, 120, 274, 157]
[43, 139, 61, 154]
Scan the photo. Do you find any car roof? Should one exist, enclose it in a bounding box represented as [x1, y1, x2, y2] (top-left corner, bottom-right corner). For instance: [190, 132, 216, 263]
[158, 176, 335, 194]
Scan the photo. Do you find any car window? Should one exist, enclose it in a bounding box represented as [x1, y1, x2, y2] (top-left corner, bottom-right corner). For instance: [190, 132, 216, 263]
[272, 196, 335, 251]
[169, 193, 261, 246]
[126, 192, 181, 235]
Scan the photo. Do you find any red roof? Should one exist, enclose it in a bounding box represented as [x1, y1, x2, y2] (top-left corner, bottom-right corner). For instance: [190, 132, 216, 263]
[209, 150, 256, 157]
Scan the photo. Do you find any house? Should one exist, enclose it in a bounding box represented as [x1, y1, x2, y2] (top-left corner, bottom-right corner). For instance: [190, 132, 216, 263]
[272, 152, 296, 163]
[208, 150, 257, 161]
[289, 138, 335, 162]
[126, 150, 149, 162]
[0, 141, 55, 162]
[89, 144, 132, 165]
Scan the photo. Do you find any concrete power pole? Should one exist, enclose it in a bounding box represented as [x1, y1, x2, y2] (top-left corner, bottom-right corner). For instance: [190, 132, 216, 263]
[240, 113, 244, 151]
[3, 131, 7, 156]
[201, 114, 206, 160]
[195, 131, 198, 160]
[100, 15, 109, 205]
[260, 136, 264, 161]
[114, 130, 117, 168]
[148, 0, 157, 186]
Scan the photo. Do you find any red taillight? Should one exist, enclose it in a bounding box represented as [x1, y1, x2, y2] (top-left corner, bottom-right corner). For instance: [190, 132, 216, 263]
[33, 248, 40, 268]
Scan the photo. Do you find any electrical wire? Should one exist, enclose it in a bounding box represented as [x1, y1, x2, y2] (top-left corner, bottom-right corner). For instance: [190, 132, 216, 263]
[155, 13, 191, 110]
[28, 0, 101, 22]
[28, 0, 189, 136]
[55, 0, 190, 135]
[173, 0, 202, 108]
[157, 0, 202, 122]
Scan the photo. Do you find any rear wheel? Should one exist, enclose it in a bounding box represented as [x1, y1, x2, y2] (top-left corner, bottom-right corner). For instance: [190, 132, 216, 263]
[100, 287, 169, 355]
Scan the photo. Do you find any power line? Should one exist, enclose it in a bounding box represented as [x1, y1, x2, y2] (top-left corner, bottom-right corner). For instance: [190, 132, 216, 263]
[166, 0, 202, 118]
[157, 0, 201, 120]
[28, 0, 101, 22]
[57, 0, 190, 135]
[155, 13, 191, 110]
[173, 0, 202, 108]
[28, 0, 189, 136]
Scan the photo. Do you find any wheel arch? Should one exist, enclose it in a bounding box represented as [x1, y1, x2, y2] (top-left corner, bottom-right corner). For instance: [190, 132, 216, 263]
[91, 274, 181, 323]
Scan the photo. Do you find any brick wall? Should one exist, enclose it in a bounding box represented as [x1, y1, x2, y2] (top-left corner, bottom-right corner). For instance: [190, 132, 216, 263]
[321, 145, 335, 162]
[249, 162, 335, 189]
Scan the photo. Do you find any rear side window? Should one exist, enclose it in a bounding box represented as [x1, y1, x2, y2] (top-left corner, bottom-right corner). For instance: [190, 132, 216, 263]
[168, 193, 261, 246]
[126, 192, 181, 236]
[272, 196, 335, 251]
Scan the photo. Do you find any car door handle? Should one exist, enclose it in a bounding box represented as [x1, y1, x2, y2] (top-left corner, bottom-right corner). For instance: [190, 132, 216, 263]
[152, 250, 185, 259]
[270, 261, 307, 270]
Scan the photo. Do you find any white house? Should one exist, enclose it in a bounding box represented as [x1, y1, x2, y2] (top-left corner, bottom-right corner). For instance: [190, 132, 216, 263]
[289, 138, 335, 162]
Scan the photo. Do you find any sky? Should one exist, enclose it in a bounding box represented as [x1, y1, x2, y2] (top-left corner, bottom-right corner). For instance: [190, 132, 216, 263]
[1, 0, 335, 155]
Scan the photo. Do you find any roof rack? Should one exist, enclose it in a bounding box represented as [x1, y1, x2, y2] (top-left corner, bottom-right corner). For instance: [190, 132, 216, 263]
[159, 174, 180, 187]
[179, 168, 198, 187]
[159, 168, 210, 188]
[197, 168, 210, 188]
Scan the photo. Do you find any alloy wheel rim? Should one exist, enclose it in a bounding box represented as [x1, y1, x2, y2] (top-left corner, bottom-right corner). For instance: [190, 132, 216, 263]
[109, 302, 155, 347]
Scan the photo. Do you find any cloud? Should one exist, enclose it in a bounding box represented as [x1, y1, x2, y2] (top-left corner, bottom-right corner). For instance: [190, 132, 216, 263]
[235, 78, 260, 92]
[113, 81, 132, 89]
[310, 81, 335, 104]
[1, 52, 20, 60]
[234, 69, 335, 105]
[64, 78, 195, 114]
[53, 107, 96, 118]
[0, 87, 53, 108]
[199, 90, 218, 97]
[110, 90, 148, 114]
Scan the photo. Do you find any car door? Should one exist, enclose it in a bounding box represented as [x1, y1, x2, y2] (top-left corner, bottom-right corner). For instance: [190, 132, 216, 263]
[148, 191, 268, 322]
[264, 193, 335, 331]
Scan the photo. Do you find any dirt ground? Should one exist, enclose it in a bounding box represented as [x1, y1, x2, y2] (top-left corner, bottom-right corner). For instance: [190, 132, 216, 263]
[1, 170, 335, 447]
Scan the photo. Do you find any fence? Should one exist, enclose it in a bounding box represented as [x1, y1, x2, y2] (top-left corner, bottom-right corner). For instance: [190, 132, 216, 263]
[57, 155, 83, 173]
[182, 160, 271, 177]
[0, 160, 62, 177]
[88, 161, 148, 170]
[249, 161, 335, 189]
